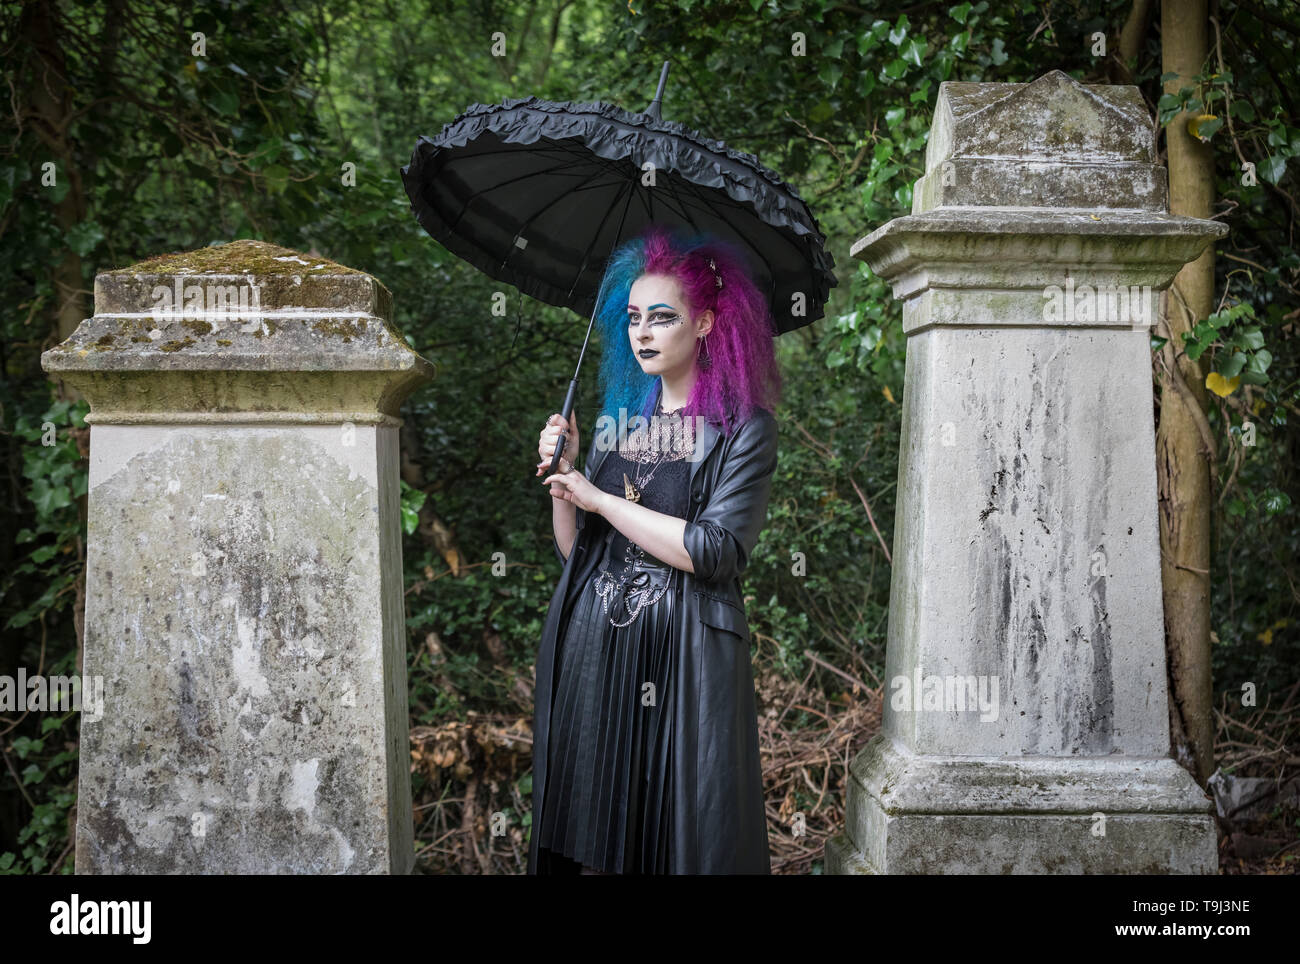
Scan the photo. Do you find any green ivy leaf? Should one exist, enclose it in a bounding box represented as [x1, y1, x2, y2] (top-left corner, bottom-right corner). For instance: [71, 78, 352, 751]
[901, 37, 925, 67]
[262, 164, 290, 194]
[1237, 326, 1265, 350]
[12, 737, 40, 759]
[1260, 155, 1287, 185]
[888, 15, 909, 46]
[66, 221, 105, 257]
[1247, 348, 1273, 374]
[1219, 351, 1248, 378]
[29, 478, 73, 517]
[400, 481, 427, 536]
[1262, 491, 1291, 515]
[858, 20, 889, 55]
[208, 88, 240, 117]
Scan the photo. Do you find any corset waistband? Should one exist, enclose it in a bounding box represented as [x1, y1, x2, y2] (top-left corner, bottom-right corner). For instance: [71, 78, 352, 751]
[594, 546, 673, 627]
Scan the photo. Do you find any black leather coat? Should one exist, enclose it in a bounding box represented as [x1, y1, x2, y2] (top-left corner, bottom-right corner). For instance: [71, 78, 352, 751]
[528, 405, 778, 874]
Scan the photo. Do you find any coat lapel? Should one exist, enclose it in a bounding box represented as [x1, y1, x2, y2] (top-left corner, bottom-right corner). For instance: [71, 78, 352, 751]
[688, 413, 722, 492]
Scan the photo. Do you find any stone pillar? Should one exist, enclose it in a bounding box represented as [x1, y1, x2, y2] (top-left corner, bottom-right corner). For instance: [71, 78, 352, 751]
[42, 240, 433, 873]
[826, 72, 1227, 874]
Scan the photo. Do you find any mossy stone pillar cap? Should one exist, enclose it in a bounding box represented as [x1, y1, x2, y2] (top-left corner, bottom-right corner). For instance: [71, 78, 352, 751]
[852, 71, 1229, 294]
[41, 240, 434, 423]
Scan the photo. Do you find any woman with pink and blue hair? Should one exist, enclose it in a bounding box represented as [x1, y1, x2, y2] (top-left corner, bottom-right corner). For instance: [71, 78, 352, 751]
[529, 223, 781, 874]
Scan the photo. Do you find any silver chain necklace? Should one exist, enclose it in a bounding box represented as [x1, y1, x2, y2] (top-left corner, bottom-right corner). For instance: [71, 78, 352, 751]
[620, 400, 689, 503]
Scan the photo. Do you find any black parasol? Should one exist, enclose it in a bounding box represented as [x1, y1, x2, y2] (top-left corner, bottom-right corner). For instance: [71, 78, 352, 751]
[400, 62, 837, 474]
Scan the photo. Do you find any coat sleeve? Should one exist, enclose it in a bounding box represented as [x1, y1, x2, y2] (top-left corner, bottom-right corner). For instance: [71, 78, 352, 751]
[551, 430, 599, 565]
[682, 410, 778, 585]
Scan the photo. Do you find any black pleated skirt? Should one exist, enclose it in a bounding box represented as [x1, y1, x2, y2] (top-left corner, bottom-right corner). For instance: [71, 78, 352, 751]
[534, 533, 678, 874]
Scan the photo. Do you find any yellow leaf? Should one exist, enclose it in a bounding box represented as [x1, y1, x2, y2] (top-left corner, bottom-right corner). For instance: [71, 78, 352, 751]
[1205, 371, 1241, 397]
[882, 385, 896, 404]
[1252, 397, 1266, 416]
[1188, 113, 1217, 141]
[1257, 628, 1273, 646]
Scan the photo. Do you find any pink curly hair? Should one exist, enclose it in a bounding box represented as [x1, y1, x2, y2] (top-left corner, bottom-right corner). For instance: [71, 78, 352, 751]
[594, 223, 782, 435]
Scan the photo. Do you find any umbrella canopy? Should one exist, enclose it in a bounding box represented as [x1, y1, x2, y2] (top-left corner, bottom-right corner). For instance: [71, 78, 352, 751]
[399, 64, 837, 334]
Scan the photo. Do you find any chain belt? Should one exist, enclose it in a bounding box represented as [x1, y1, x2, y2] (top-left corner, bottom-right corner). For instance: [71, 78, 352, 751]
[593, 541, 673, 628]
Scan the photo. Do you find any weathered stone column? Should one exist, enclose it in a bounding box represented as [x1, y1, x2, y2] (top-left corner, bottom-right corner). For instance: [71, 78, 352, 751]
[826, 72, 1227, 874]
[43, 240, 433, 873]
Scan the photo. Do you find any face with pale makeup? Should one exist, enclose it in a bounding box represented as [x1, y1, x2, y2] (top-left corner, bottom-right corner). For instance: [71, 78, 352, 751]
[626, 273, 713, 386]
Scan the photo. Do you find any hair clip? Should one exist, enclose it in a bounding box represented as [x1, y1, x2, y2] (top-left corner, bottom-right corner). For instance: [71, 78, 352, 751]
[708, 257, 723, 290]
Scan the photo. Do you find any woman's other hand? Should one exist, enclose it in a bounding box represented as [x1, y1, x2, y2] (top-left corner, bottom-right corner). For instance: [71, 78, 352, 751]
[542, 457, 606, 514]
[537, 409, 580, 476]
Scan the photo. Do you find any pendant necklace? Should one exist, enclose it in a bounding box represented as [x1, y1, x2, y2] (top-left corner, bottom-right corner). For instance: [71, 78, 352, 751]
[621, 398, 687, 503]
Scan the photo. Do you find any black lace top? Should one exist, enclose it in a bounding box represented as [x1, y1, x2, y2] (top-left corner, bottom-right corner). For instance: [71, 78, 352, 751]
[587, 399, 695, 626]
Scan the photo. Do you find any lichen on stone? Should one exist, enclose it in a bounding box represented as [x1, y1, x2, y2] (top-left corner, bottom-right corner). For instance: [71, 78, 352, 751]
[105, 239, 364, 279]
[311, 318, 363, 342]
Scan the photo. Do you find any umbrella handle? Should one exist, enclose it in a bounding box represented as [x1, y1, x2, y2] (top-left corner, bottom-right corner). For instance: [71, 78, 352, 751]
[548, 378, 579, 476]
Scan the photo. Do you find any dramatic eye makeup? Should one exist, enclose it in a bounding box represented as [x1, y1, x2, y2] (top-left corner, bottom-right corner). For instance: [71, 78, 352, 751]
[627, 303, 681, 326]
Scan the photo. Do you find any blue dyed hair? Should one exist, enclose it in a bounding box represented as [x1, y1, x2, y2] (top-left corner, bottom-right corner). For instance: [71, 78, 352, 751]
[592, 223, 780, 438]
[593, 235, 658, 428]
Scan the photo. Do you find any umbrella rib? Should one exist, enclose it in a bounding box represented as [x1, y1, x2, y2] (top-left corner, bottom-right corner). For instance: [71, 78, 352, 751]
[655, 167, 701, 234]
[559, 166, 645, 381]
[443, 157, 587, 234]
[442, 143, 634, 238]
[565, 175, 636, 304]
[497, 161, 644, 275]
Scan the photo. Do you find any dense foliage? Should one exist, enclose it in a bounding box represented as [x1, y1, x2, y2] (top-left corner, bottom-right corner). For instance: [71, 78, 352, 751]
[2, 0, 1296, 873]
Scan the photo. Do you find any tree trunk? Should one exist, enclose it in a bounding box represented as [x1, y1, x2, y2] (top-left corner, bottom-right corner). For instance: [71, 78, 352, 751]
[22, 1, 88, 348]
[1111, 0, 1153, 84]
[1158, 0, 1216, 786]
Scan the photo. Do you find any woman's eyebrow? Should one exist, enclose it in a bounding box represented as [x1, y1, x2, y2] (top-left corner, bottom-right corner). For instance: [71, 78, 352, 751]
[626, 303, 675, 312]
